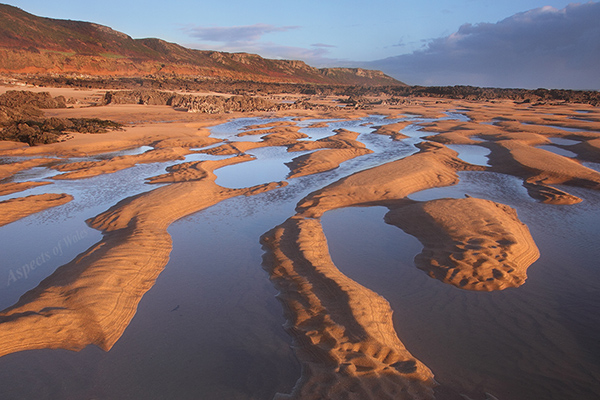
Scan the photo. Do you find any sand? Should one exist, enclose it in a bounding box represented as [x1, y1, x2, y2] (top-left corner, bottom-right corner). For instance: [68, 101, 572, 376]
[371, 121, 412, 140]
[0, 158, 57, 180]
[287, 128, 370, 152]
[384, 197, 540, 291]
[286, 148, 373, 178]
[261, 217, 436, 400]
[0, 180, 52, 196]
[51, 147, 193, 180]
[0, 156, 285, 357]
[1, 87, 600, 399]
[0, 193, 73, 227]
[491, 140, 600, 188]
[296, 142, 486, 218]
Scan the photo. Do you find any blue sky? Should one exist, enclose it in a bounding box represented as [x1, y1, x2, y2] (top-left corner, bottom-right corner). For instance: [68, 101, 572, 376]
[4, 1, 599, 89]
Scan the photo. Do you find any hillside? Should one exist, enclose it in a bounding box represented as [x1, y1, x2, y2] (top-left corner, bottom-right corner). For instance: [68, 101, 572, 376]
[0, 4, 403, 86]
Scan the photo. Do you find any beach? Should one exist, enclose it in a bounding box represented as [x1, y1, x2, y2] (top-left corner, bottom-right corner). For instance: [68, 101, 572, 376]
[1, 86, 599, 399]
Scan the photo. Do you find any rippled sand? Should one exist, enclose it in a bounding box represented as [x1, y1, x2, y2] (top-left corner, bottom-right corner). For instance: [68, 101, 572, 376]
[1, 88, 599, 399]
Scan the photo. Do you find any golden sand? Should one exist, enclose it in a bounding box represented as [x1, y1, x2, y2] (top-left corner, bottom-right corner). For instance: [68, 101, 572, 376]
[1, 88, 599, 399]
[0, 193, 72, 227]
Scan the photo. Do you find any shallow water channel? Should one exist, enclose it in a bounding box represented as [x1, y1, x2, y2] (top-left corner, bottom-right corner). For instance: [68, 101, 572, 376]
[0, 115, 599, 400]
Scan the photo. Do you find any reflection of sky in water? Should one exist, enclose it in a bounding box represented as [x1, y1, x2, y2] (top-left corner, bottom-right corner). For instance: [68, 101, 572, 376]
[583, 161, 600, 173]
[446, 144, 490, 166]
[215, 147, 319, 188]
[215, 146, 297, 188]
[549, 137, 580, 145]
[322, 177, 600, 400]
[537, 144, 578, 158]
[2, 113, 600, 399]
[408, 171, 532, 203]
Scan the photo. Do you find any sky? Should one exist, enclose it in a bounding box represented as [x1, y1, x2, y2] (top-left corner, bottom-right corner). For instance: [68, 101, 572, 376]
[4, 0, 599, 89]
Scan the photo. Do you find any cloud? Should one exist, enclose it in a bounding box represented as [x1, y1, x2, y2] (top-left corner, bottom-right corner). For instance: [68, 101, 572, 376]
[311, 43, 337, 48]
[366, 2, 600, 90]
[184, 23, 299, 44]
[185, 39, 340, 66]
[183, 23, 342, 66]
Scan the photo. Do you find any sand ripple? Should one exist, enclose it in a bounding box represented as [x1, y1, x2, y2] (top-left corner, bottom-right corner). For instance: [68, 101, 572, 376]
[261, 217, 435, 400]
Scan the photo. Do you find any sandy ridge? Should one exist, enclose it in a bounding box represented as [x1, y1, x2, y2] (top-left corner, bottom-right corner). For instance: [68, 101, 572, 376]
[0, 180, 52, 196]
[0, 157, 286, 357]
[296, 141, 486, 218]
[287, 128, 369, 152]
[492, 140, 600, 188]
[0, 192, 72, 227]
[371, 121, 412, 141]
[0, 157, 56, 180]
[385, 198, 540, 291]
[261, 217, 435, 400]
[51, 147, 192, 180]
[286, 148, 373, 178]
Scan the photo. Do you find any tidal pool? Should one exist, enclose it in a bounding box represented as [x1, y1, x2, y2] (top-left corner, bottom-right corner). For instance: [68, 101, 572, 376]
[446, 144, 491, 166]
[323, 174, 600, 400]
[0, 115, 599, 400]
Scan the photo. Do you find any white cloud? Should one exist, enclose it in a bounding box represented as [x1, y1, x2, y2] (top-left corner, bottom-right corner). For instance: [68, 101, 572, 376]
[184, 23, 299, 44]
[366, 2, 600, 90]
[311, 43, 337, 48]
[183, 23, 342, 66]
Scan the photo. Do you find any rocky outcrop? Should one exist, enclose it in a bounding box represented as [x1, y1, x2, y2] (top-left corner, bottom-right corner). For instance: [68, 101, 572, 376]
[0, 90, 66, 109]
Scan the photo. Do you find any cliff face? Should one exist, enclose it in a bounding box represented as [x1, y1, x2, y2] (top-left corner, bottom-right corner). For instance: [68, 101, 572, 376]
[0, 4, 404, 86]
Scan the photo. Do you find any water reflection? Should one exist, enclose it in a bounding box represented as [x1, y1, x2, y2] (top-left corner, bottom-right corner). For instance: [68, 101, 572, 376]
[1, 113, 599, 400]
[537, 144, 578, 158]
[322, 179, 600, 400]
[446, 144, 491, 166]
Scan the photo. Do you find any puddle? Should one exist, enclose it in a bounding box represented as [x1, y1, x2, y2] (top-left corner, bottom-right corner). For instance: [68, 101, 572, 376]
[446, 144, 490, 166]
[322, 184, 600, 400]
[1, 115, 599, 400]
[549, 137, 580, 146]
[215, 146, 302, 188]
[537, 145, 578, 158]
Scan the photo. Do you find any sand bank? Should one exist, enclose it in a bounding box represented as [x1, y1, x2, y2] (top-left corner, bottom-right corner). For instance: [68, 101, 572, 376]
[385, 197, 540, 291]
[286, 148, 373, 178]
[0, 181, 52, 196]
[288, 128, 370, 152]
[0, 158, 57, 180]
[261, 217, 435, 400]
[371, 121, 412, 140]
[51, 147, 192, 180]
[296, 142, 485, 218]
[489, 140, 600, 188]
[0, 193, 72, 227]
[0, 157, 285, 357]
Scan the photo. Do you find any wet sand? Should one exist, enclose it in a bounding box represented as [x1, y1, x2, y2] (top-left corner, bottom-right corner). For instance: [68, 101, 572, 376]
[0, 193, 73, 227]
[1, 87, 599, 399]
